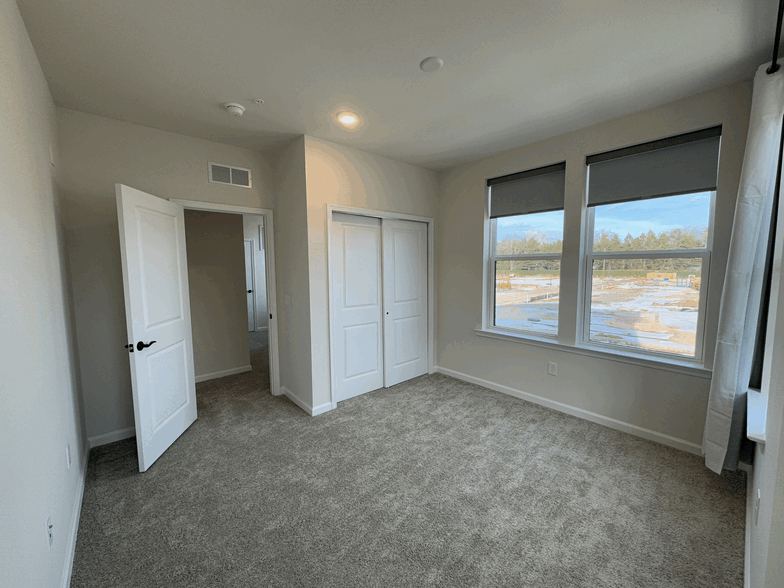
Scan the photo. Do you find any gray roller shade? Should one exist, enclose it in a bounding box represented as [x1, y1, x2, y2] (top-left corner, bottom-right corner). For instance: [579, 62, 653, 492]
[586, 127, 721, 207]
[488, 162, 566, 219]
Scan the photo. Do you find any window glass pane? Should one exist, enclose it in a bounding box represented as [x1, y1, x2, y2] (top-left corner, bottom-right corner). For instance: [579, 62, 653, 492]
[495, 210, 564, 255]
[495, 260, 560, 337]
[592, 192, 711, 252]
[588, 258, 703, 357]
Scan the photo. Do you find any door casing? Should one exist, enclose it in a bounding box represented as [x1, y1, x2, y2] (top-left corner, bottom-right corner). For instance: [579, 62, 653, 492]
[170, 199, 281, 397]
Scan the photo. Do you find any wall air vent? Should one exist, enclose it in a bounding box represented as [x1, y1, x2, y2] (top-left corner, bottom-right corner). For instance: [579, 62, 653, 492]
[208, 162, 252, 188]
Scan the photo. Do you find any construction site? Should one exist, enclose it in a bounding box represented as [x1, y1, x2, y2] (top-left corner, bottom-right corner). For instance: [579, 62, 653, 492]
[495, 272, 701, 356]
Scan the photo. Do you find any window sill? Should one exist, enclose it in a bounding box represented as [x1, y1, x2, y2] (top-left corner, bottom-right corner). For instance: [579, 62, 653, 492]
[474, 328, 712, 379]
[747, 388, 767, 445]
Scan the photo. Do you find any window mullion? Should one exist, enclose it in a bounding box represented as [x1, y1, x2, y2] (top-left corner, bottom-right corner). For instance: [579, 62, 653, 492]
[590, 249, 706, 260]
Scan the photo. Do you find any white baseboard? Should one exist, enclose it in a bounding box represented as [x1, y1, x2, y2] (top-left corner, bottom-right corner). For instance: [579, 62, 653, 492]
[195, 365, 252, 383]
[88, 426, 135, 448]
[61, 445, 89, 588]
[436, 366, 703, 456]
[281, 386, 332, 416]
[311, 402, 332, 416]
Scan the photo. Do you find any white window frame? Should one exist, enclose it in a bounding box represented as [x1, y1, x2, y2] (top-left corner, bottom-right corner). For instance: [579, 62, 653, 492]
[486, 212, 564, 340]
[578, 191, 716, 362]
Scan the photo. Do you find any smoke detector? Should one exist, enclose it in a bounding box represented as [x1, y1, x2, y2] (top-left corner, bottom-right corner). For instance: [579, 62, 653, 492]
[224, 103, 245, 117]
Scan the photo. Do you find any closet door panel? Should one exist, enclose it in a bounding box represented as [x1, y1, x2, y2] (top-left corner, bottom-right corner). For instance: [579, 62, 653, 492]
[383, 219, 428, 387]
[331, 213, 384, 401]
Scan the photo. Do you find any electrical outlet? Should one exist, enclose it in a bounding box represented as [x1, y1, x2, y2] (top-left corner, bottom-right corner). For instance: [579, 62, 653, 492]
[66, 442, 71, 468]
[548, 362, 557, 376]
[46, 516, 53, 549]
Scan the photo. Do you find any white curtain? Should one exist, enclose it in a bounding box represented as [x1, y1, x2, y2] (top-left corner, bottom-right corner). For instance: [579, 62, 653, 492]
[703, 63, 784, 474]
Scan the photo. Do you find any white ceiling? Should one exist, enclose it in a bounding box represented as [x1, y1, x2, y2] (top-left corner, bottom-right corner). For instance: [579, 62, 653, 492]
[17, 0, 778, 170]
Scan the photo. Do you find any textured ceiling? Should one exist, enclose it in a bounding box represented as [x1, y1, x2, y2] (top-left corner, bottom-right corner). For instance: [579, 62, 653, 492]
[17, 0, 777, 170]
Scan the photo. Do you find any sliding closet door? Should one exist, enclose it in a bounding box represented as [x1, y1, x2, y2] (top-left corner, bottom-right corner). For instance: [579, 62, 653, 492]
[382, 219, 428, 387]
[331, 213, 384, 401]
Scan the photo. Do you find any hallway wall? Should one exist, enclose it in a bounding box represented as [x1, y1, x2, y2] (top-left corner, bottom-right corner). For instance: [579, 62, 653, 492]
[184, 210, 250, 381]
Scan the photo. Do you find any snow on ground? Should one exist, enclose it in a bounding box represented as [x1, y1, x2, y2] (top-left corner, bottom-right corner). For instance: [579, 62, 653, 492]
[495, 278, 699, 356]
[495, 302, 558, 337]
[509, 276, 561, 287]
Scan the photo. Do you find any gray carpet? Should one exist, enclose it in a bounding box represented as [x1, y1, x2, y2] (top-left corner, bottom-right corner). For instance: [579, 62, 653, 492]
[248, 329, 268, 356]
[71, 354, 745, 587]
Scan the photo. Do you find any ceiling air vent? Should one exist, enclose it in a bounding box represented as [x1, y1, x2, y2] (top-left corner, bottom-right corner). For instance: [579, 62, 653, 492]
[208, 162, 252, 188]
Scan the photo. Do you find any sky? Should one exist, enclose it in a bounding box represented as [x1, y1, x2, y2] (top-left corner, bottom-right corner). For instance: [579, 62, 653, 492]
[496, 192, 712, 242]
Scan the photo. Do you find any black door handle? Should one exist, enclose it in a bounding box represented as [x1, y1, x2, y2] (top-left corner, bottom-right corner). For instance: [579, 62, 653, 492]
[137, 340, 157, 351]
[247, 290, 252, 293]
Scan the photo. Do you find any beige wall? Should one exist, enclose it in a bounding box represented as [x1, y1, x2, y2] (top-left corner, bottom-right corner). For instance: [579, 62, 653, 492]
[57, 108, 275, 439]
[0, 3, 87, 586]
[270, 137, 314, 407]
[436, 80, 752, 448]
[243, 214, 269, 330]
[184, 210, 250, 379]
[303, 136, 440, 408]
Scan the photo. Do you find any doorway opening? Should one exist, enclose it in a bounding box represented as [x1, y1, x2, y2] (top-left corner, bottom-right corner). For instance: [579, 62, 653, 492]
[173, 199, 280, 396]
[243, 213, 270, 389]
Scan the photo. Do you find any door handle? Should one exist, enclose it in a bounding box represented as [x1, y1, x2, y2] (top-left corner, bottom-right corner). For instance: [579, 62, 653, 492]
[247, 290, 252, 293]
[136, 340, 157, 351]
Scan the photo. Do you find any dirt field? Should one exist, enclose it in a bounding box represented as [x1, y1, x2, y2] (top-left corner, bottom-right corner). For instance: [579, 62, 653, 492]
[495, 275, 699, 356]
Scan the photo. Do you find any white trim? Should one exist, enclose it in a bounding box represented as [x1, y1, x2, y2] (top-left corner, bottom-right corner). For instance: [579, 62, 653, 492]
[168, 199, 281, 397]
[88, 426, 136, 448]
[281, 386, 308, 413]
[60, 446, 88, 588]
[244, 238, 256, 332]
[436, 365, 704, 455]
[327, 204, 434, 224]
[494, 253, 562, 261]
[195, 365, 252, 383]
[281, 386, 332, 416]
[311, 402, 332, 416]
[326, 204, 437, 410]
[253, 326, 269, 332]
[589, 249, 708, 260]
[169, 199, 266, 216]
[262, 212, 281, 396]
[475, 327, 711, 378]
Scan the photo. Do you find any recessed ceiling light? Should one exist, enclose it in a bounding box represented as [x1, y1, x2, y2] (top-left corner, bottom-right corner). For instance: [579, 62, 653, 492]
[253, 98, 264, 106]
[338, 112, 357, 125]
[420, 56, 443, 73]
[335, 111, 362, 128]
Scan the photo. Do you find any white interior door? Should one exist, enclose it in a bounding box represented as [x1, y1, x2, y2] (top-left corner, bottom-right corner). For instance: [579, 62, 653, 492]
[331, 213, 384, 401]
[116, 184, 197, 472]
[244, 239, 255, 332]
[383, 218, 428, 387]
